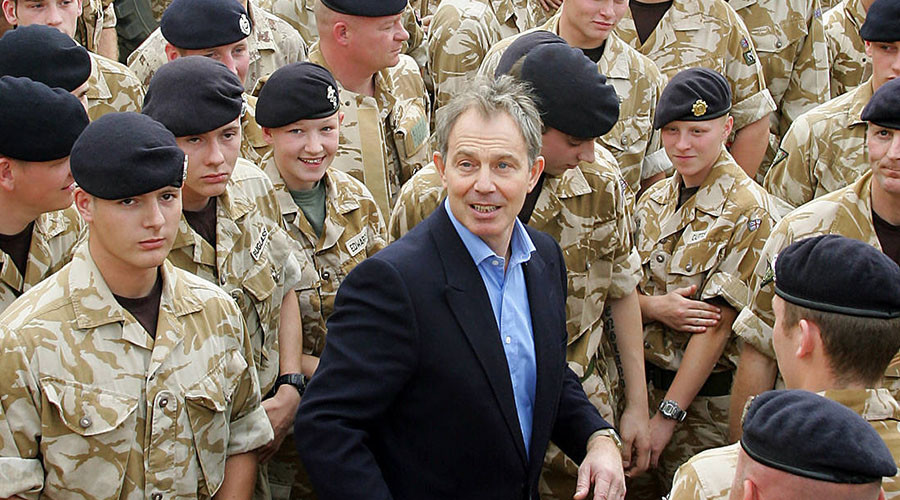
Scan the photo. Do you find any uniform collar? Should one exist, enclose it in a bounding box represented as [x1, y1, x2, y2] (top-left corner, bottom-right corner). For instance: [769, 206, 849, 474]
[831, 169, 881, 248]
[260, 150, 361, 218]
[846, 0, 867, 30]
[819, 388, 900, 422]
[307, 42, 396, 116]
[491, 0, 533, 33]
[170, 176, 255, 257]
[650, 148, 739, 217]
[846, 78, 875, 128]
[544, 13, 631, 79]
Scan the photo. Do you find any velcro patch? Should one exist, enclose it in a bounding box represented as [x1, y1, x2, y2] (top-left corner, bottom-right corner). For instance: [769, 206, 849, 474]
[743, 49, 756, 66]
[409, 118, 428, 151]
[346, 229, 368, 257]
[250, 227, 269, 261]
[748, 218, 761, 232]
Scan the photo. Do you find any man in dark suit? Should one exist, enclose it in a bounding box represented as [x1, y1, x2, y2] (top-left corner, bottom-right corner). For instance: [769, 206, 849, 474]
[294, 75, 625, 500]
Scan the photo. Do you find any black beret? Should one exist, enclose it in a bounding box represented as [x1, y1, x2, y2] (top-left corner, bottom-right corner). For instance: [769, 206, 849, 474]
[257, 63, 340, 128]
[741, 390, 897, 483]
[320, 0, 406, 17]
[0, 25, 91, 92]
[161, 0, 251, 50]
[143, 56, 245, 137]
[71, 113, 185, 200]
[860, 0, 900, 42]
[653, 68, 732, 129]
[494, 31, 567, 78]
[861, 77, 900, 130]
[0, 76, 89, 162]
[519, 43, 619, 139]
[773, 234, 900, 319]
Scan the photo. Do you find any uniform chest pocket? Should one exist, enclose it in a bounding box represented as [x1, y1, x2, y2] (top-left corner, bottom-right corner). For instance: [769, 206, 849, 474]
[664, 238, 727, 295]
[600, 114, 653, 158]
[391, 100, 430, 177]
[562, 221, 618, 344]
[40, 378, 138, 498]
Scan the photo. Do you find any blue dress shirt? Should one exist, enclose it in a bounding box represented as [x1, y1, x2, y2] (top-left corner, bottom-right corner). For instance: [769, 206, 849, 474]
[445, 199, 538, 454]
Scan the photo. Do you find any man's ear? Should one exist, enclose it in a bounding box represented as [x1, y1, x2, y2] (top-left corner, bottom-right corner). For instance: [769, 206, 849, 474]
[796, 318, 822, 359]
[742, 479, 757, 500]
[0, 156, 16, 192]
[164, 43, 181, 62]
[73, 188, 94, 223]
[433, 151, 446, 188]
[2, 0, 18, 25]
[261, 126, 275, 146]
[332, 20, 350, 47]
[527, 156, 545, 192]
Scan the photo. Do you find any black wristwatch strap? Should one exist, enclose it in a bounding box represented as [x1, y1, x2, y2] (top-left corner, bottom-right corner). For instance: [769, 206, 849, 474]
[273, 373, 308, 397]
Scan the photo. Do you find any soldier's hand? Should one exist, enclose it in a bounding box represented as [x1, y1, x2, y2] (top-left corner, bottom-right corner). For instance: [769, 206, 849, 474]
[257, 385, 302, 463]
[648, 413, 677, 468]
[651, 285, 721, 333]
[619, 405, 651, 477]
[574, 434, 626, 500]
[538, 0, 563, 12]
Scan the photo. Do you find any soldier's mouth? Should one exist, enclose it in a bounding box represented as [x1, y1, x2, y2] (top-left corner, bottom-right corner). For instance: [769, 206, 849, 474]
[471, 204, 500, 213]
[300, 157, 326, 166]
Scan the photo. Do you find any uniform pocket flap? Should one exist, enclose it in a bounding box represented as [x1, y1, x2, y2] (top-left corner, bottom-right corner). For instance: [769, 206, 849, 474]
[40, 378, 138, 437]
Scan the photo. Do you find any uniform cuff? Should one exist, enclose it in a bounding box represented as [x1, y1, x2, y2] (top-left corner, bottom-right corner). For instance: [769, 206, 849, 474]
[731, 89, 777, 131]
[228, 404, 274, 456]
[608, 250, 642, 300]
[700, 271, 750, 311]
[733, 307, 776, 360]
[0, 457, 43, 499]
[640, 148, 672, 180]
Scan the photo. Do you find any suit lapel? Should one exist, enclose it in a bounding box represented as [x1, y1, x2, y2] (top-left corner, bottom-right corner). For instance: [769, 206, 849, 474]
[430, 204, 529, 467]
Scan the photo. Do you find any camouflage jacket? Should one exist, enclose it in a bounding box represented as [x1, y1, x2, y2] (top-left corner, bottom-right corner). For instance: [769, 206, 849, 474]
[427, 0, 536, 110]
[479, 15, 670, 195]
[75, 0, 115, 54]
[0, 208, 84, 315]
[615, 0, 777, 132]
[258, 152, 387, 357]
[669, 388, 900, 500]
[728, 0, 831, 140]
[636, 150, 778, 372]
[166, 160, 304, 395]
[128, 2, 307, 92]
[0, 246, 273, 499]
[240, 93, 272, 165]
[763, 77, 871, 210]
[87, 52, 146, 120]
[308, 43, 431, 219]
[824, 0, 869, 99]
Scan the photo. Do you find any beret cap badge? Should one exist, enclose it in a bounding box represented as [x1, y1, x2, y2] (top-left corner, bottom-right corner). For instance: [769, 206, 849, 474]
[327, 85, 338, 110]
[239, 14, 251, 36]
[692, 99, 708, 117]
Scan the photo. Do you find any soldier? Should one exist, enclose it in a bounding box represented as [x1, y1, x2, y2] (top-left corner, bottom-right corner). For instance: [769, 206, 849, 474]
[479, 0, 670, 199]
[669, 235, 900, 500]
[764, 0, 900, 211]
[614, 0, 776, 178]
[633, 68, 778, 498]
[0, 77, 87, 315]
[310, 0, 431, 220]
[0, 111, 274, 499]
[728, 76, 900, 440]
[391, 35, 651, 499]
[427, 0, 538, 111]
[1, 0, 145, 119]
[142, 56, 308, 499]
[127, 0, 306, 94]
[825, 0, 873, 98]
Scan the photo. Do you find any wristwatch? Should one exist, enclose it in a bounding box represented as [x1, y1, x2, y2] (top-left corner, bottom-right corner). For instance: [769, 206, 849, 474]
[272, 373, 308, 397]
[591, 428, 623, 452]
[658, 399, 687, 422]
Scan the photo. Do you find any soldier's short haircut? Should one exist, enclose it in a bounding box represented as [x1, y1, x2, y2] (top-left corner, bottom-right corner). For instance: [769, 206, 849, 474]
[781, 301, 900, 386]
[434, 75, 542, 165]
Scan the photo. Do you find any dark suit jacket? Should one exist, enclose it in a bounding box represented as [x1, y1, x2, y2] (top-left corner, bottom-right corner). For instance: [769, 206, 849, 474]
[294, 203, 611, 500]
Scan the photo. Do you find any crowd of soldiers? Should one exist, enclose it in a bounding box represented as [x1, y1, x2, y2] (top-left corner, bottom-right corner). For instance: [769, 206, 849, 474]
[0, 0, 899, 498]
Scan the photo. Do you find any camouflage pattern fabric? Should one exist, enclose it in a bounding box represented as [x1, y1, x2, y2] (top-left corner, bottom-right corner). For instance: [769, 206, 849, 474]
[0, 247, 273, 499]
[87, 51, 146, 120]
[75, 0, 115, 54]
[824, 0, 869, 99]
[480, 14, 670, 196]
[166, 159, 304, 396]
[427, 0, 536, 111]
[241, 93, 273, 165]
[614, 0, 777, 133]
[0, 208, 84, 315]
[308, 43, 431, 220]
[669, 389, 900, 500]
[127, 2, 307, 92]
[763, 78, 871, 210]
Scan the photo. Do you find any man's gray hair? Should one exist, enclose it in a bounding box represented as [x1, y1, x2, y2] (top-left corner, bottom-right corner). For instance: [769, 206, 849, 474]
[434, 75, 543, 165]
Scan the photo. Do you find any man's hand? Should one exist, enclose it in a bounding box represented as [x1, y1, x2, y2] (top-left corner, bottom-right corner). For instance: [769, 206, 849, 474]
[574, 434, 626, 500]
[648, 413, 677, 468]
[618, 406, 651, 477]
[648, 285, 721, 333]
[538, 0, 563, 12]
[257, 385, 302, 463]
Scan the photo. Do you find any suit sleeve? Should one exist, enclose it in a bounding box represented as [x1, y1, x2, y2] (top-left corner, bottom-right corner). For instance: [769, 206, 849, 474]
[294, 256, 419, 500]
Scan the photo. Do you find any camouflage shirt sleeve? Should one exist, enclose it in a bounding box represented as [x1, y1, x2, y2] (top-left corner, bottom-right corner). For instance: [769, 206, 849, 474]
[776, 0, 830, 138]
[763, 113, 817, 210]
[669, 460, 709, 500]
[387, 163, 445, 242]
[607, 172, 642, 299]
[726, 13, 777, 131]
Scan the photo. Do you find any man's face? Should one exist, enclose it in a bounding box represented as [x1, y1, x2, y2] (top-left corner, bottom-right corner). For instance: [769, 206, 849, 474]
[868, 123, 900, 197]
[172, 39, 251, 86]
[175, 118, 241, 208]
[865, 40, 900, 91]
[540, 128, 596, 177]
[4, 155, 76, 214]
[348, 13, 408, 72]
[660, 116, 732, 187]
[265, 112, 341, 191]
[560, 0, 629, 46]
[2, 0, 82, 37]
[435, 109, 544, 255]
[78, 186, 182, 273]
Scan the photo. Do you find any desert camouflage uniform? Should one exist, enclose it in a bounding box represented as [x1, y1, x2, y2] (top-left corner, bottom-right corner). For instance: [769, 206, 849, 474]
[0, 246, 274, 499]
[76, 0, 115, 54]
[166, 159, 303, 396]
[127, 2, 307, 92]
[87, 52, 146, 120]
[480, 13, 670, 198]
[390, 146, 644, 500]
[763, 78, 871, 210]
[735, 170, 900, 401]
[635, 150, 777, 493]
[615, 0, 777, 135]
[240, 93, 273, 165]
[0, 208, 84, 315]
[668, 388, 900, 500]
[824, 0, 869, 99]
[308, 43, 431, 219]
[427, 0, 536, 110]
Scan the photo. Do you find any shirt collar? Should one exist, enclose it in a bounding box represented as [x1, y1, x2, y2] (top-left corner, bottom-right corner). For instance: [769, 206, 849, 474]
[444, 198, 535, 268]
